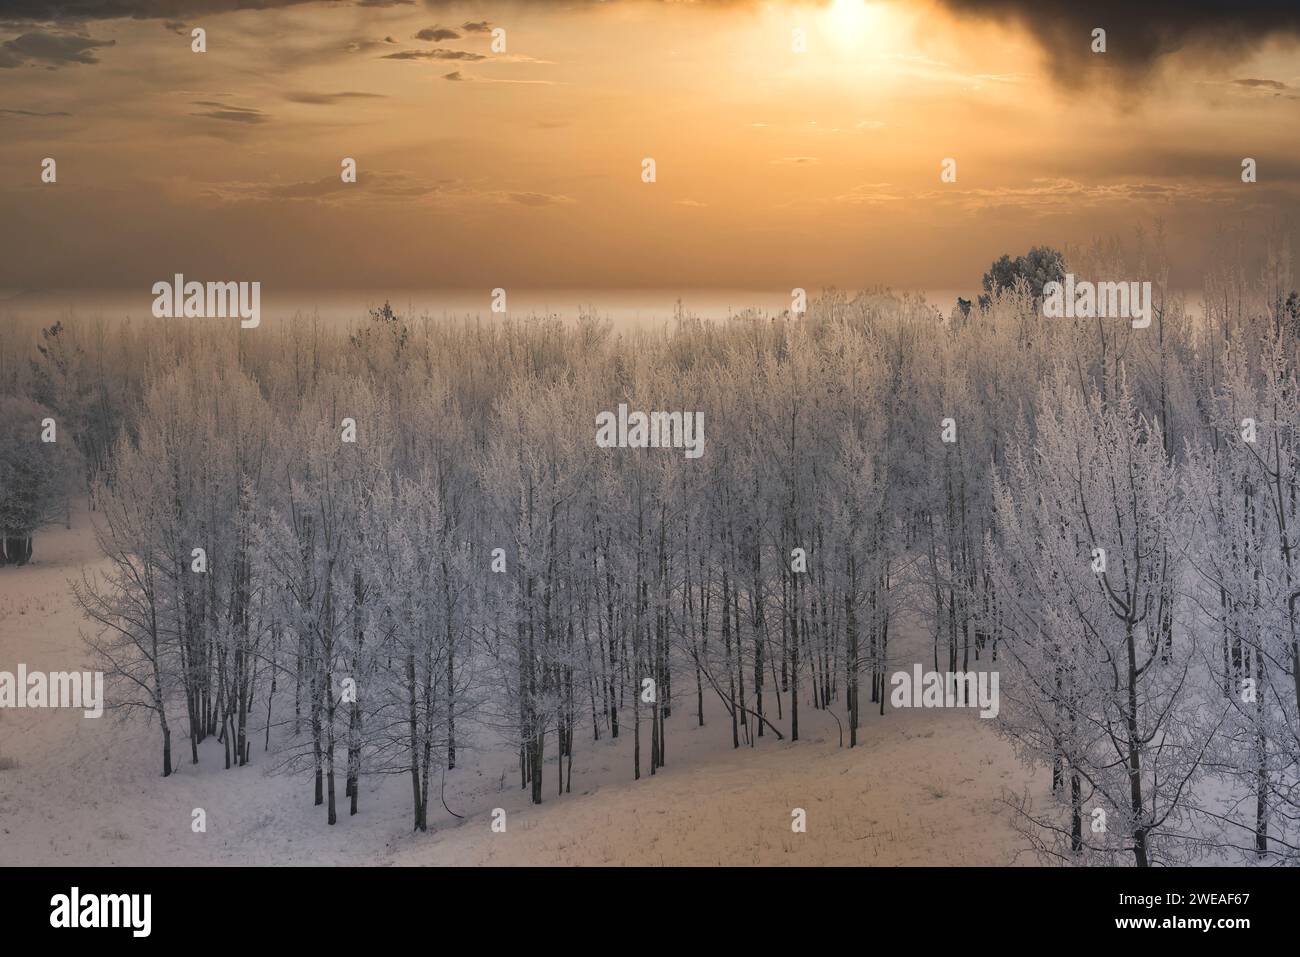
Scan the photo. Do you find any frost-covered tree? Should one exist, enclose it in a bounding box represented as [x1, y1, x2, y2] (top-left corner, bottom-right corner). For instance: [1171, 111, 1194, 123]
[988, 370, 1203, 865]
[0, 396, 79, 564]
[1184, 334, 1300, 861]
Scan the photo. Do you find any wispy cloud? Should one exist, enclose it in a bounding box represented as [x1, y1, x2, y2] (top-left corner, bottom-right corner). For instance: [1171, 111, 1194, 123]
[507, 191, 574, 207]
[190, 102, 268, 124]
[284, 91, 385, 105]
[0, 108, 72, 117]
[914, 177, 1269, 212]
[201, 170, 573, 210]
[441, 72, 559, 85]
[831, 183, 902, 206]
[1234, 77, 1289, 89]
[384, 49, 485, 61]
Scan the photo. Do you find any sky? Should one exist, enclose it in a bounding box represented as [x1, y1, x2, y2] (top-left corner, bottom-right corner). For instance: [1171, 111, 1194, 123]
[2, 0, 1300, 293]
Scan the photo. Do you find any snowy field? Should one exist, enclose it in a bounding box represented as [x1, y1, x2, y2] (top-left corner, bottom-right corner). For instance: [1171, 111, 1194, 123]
[0, 507, 1039, 867]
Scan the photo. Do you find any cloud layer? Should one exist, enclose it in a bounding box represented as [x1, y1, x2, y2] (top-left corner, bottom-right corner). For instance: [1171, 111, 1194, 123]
[8, 2, 1300, 86]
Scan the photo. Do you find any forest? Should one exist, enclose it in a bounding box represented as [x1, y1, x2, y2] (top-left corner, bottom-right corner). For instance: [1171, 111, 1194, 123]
[1, 236, 1298, 867]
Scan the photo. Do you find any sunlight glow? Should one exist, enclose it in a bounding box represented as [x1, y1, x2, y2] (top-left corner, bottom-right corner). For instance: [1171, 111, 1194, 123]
[826, 0, 878, 48]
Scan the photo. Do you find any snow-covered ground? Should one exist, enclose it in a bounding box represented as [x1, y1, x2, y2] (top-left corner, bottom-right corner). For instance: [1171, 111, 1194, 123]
[0, 509, 1043, 866]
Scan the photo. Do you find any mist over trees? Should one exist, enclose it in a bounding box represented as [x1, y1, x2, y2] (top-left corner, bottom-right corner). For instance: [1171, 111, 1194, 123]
[2, 235, 1298, 864]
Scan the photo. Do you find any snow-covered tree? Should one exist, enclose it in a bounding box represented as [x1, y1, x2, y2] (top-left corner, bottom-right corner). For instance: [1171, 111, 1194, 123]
[988, 370, 1202, 865]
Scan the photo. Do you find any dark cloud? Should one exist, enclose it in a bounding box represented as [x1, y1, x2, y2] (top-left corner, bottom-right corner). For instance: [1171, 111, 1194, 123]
[284, 91, 385, 104]
[461, 21, 491, 34]
[0, 0, 771, 20]
[2, 1, 316, 17]
[382, 48, 484, 61]
[0, 108, 73, 116]
[0, 30, 115, 68]
[415, 27, 459, 41]
[933, 1, 1300, 85]
[441, 70, 463, 81]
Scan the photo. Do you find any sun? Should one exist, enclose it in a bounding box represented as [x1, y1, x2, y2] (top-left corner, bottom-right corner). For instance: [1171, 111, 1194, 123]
[828, 0, 873, 34]
[821, 0, 895, 53]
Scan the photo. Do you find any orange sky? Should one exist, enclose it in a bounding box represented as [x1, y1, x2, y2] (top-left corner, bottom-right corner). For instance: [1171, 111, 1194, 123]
[2, 0, 1299, 291]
